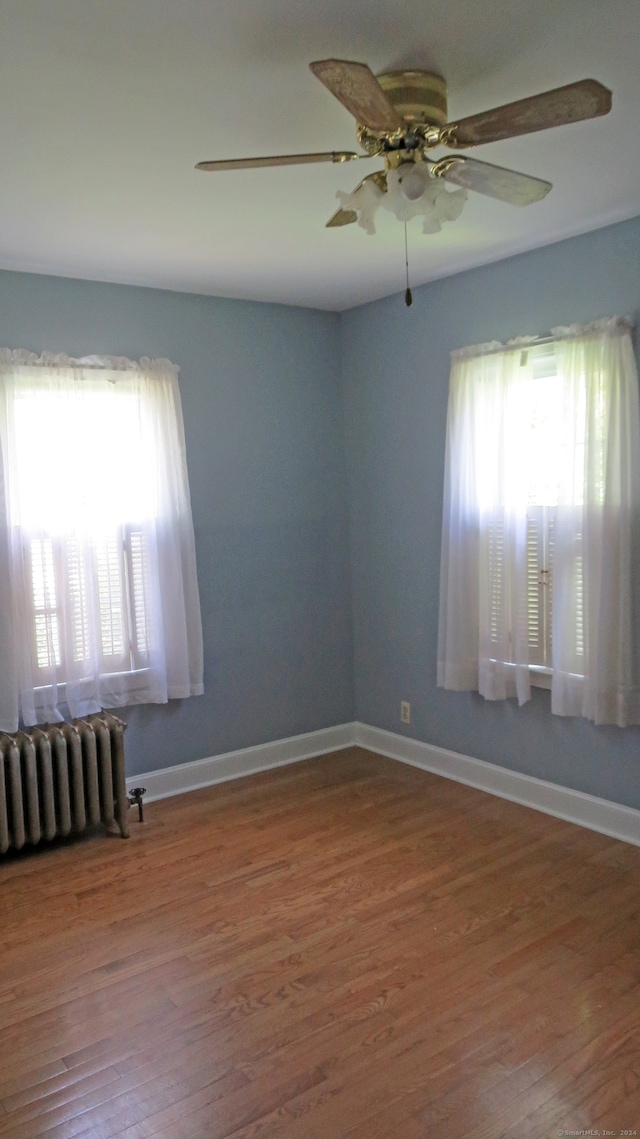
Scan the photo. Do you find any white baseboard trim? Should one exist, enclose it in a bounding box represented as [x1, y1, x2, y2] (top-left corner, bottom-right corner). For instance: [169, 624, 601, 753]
[354, 722, 640, 849]
[127, 720, 640, 849]
[126, 722, 357, 803]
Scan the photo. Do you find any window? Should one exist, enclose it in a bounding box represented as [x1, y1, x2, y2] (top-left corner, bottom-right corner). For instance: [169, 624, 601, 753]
[483, 344, 586, 686]
[437, 317, 640, 726]
[0, 351, 204, 732]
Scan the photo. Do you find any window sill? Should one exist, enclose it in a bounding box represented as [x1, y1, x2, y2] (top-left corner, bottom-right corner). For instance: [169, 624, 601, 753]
[33, 667, 149, 692]
[529, 666, 552, 690]
[488, 660, 584, 691]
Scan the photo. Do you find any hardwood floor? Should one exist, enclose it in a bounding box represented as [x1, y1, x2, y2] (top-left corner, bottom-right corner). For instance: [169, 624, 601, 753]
[0, 746, 639, 1139]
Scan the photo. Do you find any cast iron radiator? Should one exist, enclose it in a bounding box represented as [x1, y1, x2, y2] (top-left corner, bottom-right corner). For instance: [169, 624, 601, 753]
[0, 712, 129, 853]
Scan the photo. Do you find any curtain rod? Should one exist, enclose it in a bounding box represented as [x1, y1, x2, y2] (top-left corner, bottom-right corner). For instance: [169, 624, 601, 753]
[455, 334, 556, 360]
[454, 317, 634, 361]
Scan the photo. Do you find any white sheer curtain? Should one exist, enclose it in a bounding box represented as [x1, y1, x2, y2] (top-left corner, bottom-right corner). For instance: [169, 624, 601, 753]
[551, 321, 640, 723]
[0, 350, 204, 731]
[437, 316, 640, 726]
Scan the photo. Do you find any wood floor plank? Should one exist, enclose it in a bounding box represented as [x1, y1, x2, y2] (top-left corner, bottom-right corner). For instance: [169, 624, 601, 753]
[1, 747, 639, 1138]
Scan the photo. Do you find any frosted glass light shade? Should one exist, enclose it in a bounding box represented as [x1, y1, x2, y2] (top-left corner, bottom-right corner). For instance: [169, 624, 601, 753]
[336, 178, 385, 235]
[336, 159, 467, 236]
[397, 164, 425, 200]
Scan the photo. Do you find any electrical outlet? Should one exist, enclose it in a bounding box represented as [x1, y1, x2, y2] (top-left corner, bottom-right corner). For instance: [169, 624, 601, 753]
[400, 700, 410, 724]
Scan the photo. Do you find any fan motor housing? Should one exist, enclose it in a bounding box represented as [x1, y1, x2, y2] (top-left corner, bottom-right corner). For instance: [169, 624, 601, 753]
[377, 70, 448, 126]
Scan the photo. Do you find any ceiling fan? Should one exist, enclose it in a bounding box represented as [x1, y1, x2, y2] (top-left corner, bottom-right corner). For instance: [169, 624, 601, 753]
[196, 59, 612, 235]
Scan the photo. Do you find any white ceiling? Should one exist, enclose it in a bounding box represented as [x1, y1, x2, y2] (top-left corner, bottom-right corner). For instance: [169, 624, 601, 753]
[1, 0, 639, 311]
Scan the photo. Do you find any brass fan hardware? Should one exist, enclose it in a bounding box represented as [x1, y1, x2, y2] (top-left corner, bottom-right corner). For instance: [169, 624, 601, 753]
[355, 70, 449, 156]
[195, 150, 361, 172]
[430, 156, 466, 176]
[195, 59, 612, 232]
[325, 208, 358, 228]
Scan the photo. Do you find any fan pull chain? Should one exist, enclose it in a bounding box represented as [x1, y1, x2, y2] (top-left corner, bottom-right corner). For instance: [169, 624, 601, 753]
[404, 223, 412, 307]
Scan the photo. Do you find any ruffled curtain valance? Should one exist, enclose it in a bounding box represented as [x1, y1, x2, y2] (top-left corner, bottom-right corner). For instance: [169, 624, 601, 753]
[0, 349, 179, 373]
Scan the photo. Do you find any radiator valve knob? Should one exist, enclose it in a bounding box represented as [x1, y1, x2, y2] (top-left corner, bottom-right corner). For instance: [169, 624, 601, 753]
[128, 787, 147, 823]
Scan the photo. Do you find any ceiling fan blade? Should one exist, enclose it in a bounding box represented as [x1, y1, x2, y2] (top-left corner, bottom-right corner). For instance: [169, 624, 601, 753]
[325, 171, 387, 228]
[444, 79, 611, 147]
[310, 59, 404, 132]
[195, 150, 362, 172]
[432, 155, 552, 205]
[326, 208, 358, 228]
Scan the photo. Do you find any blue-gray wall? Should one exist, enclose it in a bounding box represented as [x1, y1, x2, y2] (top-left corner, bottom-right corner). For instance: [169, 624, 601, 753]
[0, 270, 354, 775]
[2, 214, 639, 809]
[341, 214, 640, 811]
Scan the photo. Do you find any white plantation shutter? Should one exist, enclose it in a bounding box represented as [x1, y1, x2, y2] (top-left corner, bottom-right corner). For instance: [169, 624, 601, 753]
[574, 539, 584, 661]
[127, 529, 151, 664]
[95, 535, 127, 662]
[488, 520, 504, 648]
[28, 529, 155, 678]
[525, 506, 557, 669]
[66, 537, 91, 667]
[546, 511, 556, 666]
[525, 509, 544, 666]
[438, 317, 640, 725]
[30, 537, 60, 670]
[0, 351, 203, 731]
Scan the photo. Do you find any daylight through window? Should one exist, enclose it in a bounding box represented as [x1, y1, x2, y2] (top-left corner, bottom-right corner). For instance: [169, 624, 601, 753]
[0, 351, 204, 732]
[437, 317, 640, 726]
